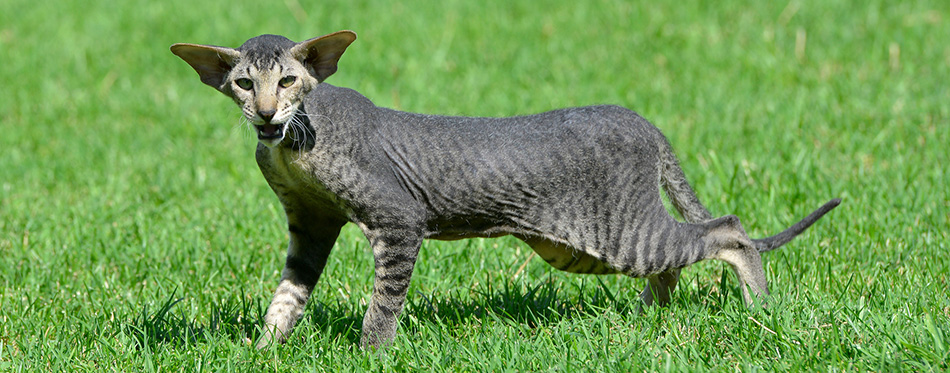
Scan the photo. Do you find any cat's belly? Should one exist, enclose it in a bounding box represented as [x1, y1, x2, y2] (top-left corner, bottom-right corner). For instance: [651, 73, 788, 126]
[426, 227, 621, 275]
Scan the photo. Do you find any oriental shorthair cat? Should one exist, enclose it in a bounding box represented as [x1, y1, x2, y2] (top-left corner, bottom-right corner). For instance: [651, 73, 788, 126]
[171, 30, 841, 349]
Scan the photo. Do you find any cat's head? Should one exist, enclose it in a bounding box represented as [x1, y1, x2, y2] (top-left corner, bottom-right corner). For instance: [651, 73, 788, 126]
[171, 31, 356, 147]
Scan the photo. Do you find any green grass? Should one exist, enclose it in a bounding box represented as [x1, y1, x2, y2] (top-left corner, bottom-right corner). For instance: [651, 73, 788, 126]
[1, 0, 948, 370]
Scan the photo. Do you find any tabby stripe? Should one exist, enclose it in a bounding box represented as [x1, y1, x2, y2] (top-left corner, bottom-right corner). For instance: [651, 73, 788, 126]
[633, 204, 658, 274]
[273, 289, 309, 306]
[562, 253, 583, 271]
[581, 260, 600, 274]
[377, 283, 408, 297]
[375, 252, 414, 268]
[377, 271, 411, 284]
[641, 214, 662, 275]
[628, 187, 654, 260]
[648, 211, 671, 272]
[672, 228, 691, 268]
[649, 226, 668, 274]
[608, 176, 641, 260]
[372, 302, 398, 316]
[627, 192, 652, 256]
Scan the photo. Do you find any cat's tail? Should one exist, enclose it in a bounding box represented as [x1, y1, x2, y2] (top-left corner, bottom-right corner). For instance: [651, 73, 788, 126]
[753, 198, 841, 252]
[655, 133, 840, 251]
[657, 136, 714, 223]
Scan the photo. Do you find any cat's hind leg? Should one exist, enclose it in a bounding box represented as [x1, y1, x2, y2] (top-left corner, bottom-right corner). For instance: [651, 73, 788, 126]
[638, 268, 681, 309]
[650, 134, 715, 310]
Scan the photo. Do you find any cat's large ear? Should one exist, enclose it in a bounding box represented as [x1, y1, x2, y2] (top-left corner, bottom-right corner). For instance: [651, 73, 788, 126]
[290, 30, 357, 83]
[170, 43, 241, 91]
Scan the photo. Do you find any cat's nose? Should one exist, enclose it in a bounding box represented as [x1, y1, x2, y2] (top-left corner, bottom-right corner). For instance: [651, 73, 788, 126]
[258, 109, 276, 123]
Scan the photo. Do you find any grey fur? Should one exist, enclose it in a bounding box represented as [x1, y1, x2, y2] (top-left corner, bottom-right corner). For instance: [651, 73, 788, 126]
[170, 31, 841, 350]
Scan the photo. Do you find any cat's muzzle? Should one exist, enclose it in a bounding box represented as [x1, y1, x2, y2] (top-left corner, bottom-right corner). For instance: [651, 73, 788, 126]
[255, 123, 285, 144]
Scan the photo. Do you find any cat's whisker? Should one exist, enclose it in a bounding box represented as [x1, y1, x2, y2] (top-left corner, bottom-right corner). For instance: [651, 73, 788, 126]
[288, 117, 301, 159]
[290, 113, 309, 160]
[234, 114, 255, 143]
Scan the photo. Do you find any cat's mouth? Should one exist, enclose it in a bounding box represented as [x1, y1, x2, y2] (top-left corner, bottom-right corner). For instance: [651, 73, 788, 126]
[254, 123, 285, 142]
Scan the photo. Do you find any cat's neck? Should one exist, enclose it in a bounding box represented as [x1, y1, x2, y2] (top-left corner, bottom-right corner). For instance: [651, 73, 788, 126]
[279, 105, 316, 151]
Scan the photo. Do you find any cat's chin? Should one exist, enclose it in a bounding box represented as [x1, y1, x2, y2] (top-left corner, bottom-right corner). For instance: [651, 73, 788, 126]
[255, 123, 285, 147]
[258, 137, 284, 148]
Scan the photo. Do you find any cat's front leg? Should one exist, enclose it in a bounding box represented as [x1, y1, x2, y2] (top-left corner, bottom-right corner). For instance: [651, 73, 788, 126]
[358, 226, 423, 350]
[257, 216, 345, 348]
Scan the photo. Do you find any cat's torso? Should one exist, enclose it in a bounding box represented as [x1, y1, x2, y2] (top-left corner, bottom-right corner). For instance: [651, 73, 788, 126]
[256, 83, 704, 276]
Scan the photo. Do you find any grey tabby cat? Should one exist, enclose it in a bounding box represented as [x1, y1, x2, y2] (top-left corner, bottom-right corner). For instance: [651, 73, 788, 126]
[171, 30, 841, 349]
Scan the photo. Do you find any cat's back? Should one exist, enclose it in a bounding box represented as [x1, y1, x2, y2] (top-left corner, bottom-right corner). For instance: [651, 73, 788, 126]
[305, 84, 663, 150]
[304, 83, 377, 114]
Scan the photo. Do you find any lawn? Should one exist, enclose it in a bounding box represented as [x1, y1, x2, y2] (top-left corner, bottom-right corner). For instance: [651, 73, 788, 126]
[1, 0, 948, 370]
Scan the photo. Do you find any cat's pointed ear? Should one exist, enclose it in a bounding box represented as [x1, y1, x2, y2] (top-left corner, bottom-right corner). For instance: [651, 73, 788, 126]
[290, 30, 357, 83]
[170, 43, 241, 91]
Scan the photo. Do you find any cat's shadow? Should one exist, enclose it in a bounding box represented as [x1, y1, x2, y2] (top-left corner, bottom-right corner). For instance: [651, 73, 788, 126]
[298, 272, 740, 346]
[303, 278, 636, 346]
[299, 276, 718, 346]
[127, 276, 734, 349]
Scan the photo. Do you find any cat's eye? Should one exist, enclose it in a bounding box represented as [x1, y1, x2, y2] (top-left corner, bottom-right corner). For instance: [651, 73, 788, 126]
[279, 76, 297, 88]
[235, 78, 253, 90]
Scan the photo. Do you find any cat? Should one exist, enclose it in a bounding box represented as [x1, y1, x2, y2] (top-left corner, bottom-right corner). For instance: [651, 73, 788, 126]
[171, 31, 841, 349]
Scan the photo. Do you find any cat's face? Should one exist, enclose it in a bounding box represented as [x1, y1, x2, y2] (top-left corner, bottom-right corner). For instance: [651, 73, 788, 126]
[172, 31, 357, 147]
[225, 48, 318, 147]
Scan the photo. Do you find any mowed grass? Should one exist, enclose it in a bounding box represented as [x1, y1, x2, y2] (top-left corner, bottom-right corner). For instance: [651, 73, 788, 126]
[1, 0, 948, 370]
